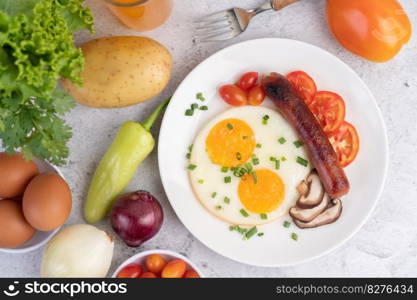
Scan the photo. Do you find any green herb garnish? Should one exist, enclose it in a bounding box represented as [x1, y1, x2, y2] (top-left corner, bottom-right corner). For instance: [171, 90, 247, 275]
[187, 164, 197, 170]
[260, 213, 268, 220]
[221, 166, 229, 173]
[215, 205, 222, 210]
[198, 179, 204, 184]
[211, 192, 217, 198]
[199, 105, 208, 111]
[196, 92, 206, 101]
[226, 123, 233, 130]
[224, 176, 231, 183]
[296, 156, 309, 167]
[293, 140, 304, 148]
[262, 115, 270, 125]
[240, 209, 249, 217]
[244, 226, 258, 240]
[257, 233, 264, 237]
[185, 109, 194, 116]
[291, 233, 298, 241]
[256, 143, 262, 148]
[281, 156, 287, 161]
[186, 153, 191, 159]
[275, 159, 280, 170]
[283, 221, 291, 228]
[191, 103, 199, 110]
[224, 197, 230, 204]
[236, 152, 242, 160]
[278, 137, 287, 144]
[252, 157, 260, 165]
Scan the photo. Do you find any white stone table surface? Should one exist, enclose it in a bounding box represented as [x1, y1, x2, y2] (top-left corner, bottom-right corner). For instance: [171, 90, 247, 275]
[1, 0, 417, 277]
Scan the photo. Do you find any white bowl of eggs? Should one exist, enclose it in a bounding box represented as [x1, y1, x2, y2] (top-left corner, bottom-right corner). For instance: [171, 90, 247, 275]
[0, 153, 72, 254]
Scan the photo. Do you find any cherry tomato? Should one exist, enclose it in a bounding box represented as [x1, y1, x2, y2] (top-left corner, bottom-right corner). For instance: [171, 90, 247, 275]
[248, 85, 266, 106]
[183, 269, 200, 278]
[219, 84, 247, 106]
[145, 254, 167, 274]
[237, 72, 259, 91]
[328, 121, 360, 167]
[140, 272, 157, 278]
[327, 0, 412, 62]
[117, 264, 143, 278]
[286, 71, 317, 105]
[308, 91, 345, 133]
[161, 259, 186, 278]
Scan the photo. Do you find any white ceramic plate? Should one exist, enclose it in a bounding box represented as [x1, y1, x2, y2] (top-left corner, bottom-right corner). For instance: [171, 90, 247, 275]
[111, 249, 204, 278]
[158, 38, 388, 267]
[0, 158, 63, 254]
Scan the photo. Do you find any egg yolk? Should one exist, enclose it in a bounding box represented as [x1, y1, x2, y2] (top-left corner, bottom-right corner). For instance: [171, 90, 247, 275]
[238, 169, 285, 214]
[206, 119, 256, 167]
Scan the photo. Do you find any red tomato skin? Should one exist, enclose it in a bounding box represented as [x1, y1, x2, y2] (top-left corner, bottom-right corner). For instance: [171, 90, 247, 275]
[183, 269, 200, 278]
[145, 254, 167, 275]
[117, 264, 143, 278]
[248, 85, 266, 106]
[219, 84, 248, 107]
[161, 259, 187, 278]
[309, 91, 346, 134]
[237, 72, 259, 91]
[328, 121, 360, 167]
[140, 272, 157, 278]
[287, 71, 317, 104]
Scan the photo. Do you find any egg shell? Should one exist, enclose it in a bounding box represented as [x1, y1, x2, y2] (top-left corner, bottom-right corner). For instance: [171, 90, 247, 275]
[23, 173, 72, 231]
[0, 199, 36, 248]
[0, 152, 39, 198]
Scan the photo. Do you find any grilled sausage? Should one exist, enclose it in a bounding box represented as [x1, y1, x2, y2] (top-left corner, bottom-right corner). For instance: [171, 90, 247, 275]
[262, 73, 349, 198]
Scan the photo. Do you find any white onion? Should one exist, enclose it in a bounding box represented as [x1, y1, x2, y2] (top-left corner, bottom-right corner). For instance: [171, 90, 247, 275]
[41, 224, 114, 278]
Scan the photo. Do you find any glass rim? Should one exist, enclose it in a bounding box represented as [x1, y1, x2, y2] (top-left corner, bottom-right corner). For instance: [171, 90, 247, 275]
[104, 0, 150, 7]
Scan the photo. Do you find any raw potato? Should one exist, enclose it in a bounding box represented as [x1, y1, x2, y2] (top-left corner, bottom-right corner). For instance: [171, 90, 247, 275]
[62, 36, 172, 108]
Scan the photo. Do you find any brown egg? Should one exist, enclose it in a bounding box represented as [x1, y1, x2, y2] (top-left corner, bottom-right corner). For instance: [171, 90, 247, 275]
[23, 173, 72, 231]
[0, 200, 36, 248]
[0, 152, 39, 198]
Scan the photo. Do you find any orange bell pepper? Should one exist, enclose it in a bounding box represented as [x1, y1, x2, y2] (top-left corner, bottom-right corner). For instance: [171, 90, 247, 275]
[326, 0, 412, 62]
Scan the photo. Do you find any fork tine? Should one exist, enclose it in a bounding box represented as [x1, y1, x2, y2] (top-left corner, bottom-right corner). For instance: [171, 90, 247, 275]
[196, 20, 231, 32]
[194, 10, 230, 24]
[198, 28, 236, 42]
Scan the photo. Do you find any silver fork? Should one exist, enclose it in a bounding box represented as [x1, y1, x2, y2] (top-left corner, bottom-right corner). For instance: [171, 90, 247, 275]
[195, 0, 300, 42]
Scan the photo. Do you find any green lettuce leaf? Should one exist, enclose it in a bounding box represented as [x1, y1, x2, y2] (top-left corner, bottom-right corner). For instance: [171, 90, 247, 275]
[0, 0, 94, 165]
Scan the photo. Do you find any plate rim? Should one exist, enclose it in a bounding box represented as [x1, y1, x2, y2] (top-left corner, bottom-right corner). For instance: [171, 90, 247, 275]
[158, 37, 389, 267]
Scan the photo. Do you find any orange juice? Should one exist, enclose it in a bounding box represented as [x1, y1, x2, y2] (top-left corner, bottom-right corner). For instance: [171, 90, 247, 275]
[105, 0, 173, 32]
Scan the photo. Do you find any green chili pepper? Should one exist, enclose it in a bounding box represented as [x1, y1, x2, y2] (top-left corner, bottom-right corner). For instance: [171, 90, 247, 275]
[84, 97, 171, 224]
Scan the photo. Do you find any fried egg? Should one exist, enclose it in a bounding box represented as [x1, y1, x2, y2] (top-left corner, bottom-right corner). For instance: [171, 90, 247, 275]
[189, 106, 312, 225]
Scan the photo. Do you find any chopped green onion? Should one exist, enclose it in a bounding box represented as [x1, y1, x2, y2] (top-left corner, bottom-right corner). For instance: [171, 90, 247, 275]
[252, 157, 260, 165]
[196, 92, 205, 101]
[199, 105, 208, 111]
[260, 213, 268, 220]
[188, 144, 194, 152]
[186, 153, 191, 159]
[281, 156, 287, 161]
[211, 192, 217, 198]
[236, 152, 242, 160]
[270, 156, 277, 162]
[226, 123, 233, 130]
[191, 103, 199, 110]
[244, 226, 258, 240]
[187, 164, 197, 170]
[185, 109, 194, 116]
[198, 179, 204, 184]
[256, 143, 262, 148]
[278, 137, 287, 144]
[224, 197, 230, 204]
[257, 232, 264, 237]
[237, 227, 247, 234]
[275, 159, 280, 170]
[242, 136, 248, 140]
[262, 115, 270, 125]
[229, 225, 237, 231]
[296, 156, 309, 167]
[215, 205, 222, 210]
[291, 233, 298, 241]
[283, 221, 291, 228]
[224, 176, 231, 183]
[240, 209, 249, 217]
[293, 140, 304, 148]
[221, 166, 229, 173]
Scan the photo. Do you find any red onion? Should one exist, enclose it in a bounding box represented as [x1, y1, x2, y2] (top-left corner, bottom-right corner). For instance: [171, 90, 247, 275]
[111, 190, 163, 247]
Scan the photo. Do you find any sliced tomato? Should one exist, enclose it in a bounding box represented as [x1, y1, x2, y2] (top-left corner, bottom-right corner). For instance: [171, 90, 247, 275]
[237, 72, 259, 91]
[328, 121, 360, 167]
[286, 71, 317, 104]
[248, 85, 266, 106]
[219, 84, 248, 106]
[309, 91, 345, 133]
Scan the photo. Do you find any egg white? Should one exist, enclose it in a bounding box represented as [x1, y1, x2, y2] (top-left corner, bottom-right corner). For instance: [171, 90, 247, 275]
[189, 106, 312, 226]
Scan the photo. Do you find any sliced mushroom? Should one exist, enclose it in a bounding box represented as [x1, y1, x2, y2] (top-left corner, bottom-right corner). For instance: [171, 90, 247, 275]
[289, 193, 330, 222]
[294, 198, 342, 229]
[297, 171, 324, 208]
[296, 180, 308, 196]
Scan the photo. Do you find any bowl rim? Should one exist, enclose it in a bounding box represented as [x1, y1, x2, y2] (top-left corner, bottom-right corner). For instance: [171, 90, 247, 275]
[111, 249, 205, 278]
[0, 158, 64, 254]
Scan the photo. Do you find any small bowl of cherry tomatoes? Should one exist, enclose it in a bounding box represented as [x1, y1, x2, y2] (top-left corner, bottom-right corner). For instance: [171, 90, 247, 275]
[112, 249, 204, 278]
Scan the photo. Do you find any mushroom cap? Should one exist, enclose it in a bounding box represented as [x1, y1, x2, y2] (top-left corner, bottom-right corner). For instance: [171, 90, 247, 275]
[297, 171, 324, 208]
[293, 198, 343, 229]
[290, 193, 330, 222]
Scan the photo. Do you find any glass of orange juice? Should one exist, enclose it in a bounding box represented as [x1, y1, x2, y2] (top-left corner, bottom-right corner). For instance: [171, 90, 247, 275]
[105, 0, 173, 32]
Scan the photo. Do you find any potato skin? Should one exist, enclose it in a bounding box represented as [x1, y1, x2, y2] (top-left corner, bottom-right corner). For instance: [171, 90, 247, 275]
[63, 36, 172, 108]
